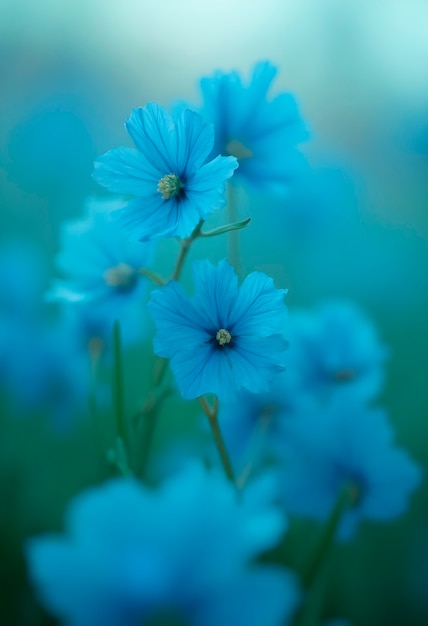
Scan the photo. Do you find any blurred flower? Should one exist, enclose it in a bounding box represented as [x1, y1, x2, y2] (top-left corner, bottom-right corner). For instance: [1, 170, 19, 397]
[50, 197, 154, 351]
[26, 462, 300, 626]
[197, 61, 309, 194]
[276, 392, 422, 540]
[0, 315, 89, 430]
[214, 371, 307, 475]
[93, 103, 238, 241]
[286, 300, 388, 403]
[148, 259, 288, 403]
[0, 239, 88, 428]
[0, 239, 46, 323]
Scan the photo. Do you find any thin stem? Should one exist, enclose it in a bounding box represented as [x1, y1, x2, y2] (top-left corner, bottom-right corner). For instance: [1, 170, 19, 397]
[199, 396, 235, 484]
[113, 320, 127, 449]
[138, 267, 166, 286]
[135, 387, 171, 478]
[236, 408, 273, 490]
[302, 485, 354, 589]
[171, 220, 204, 281]
[88, 338, 105, 478]
[226, 182, 241, 274]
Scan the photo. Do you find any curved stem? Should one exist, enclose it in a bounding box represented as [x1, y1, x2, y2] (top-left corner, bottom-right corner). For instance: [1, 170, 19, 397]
[226, 183, 241, 274]
[138, 267, 166, 286]
[303, 485, 354, 589]
[199, 396, 235, 484]
[171, 220, 204, 281]
[113, 320, 127, 447]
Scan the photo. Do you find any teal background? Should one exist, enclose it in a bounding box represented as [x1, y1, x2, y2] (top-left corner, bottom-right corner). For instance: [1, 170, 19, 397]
[1, 1, 428, 624]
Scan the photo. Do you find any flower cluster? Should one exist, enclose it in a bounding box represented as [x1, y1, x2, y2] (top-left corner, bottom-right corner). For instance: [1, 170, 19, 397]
[26, 463, 300, 626]
[12, 59, 423, 626]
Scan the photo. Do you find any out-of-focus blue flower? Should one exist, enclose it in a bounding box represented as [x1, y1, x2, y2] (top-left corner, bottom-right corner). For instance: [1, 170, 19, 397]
[0, 240, 46, 322]
[0, 316, 89, 430]
[26, 463, 300, 626]
[198, 61, 309, 194]
[276, 392, 422, 540]
[51, 197, 154, 350]
[93, 103, 238, 241]
[0, 239, 88, 428]
[214, 371, 309, 475]
[148, 259, 289, 403]
[286, 300, 388, 403]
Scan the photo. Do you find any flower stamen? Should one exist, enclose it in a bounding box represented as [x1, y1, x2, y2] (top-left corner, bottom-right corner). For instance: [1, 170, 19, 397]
[216, 328, 232, 346]
[104, 263, 137, 290]
[157, 173, 183, 200]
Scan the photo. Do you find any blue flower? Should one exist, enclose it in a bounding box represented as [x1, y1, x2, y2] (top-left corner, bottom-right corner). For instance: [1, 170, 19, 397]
[93, 103, 238, 241]
[197, 61, 309, 193]
[51, 197, 154, 349]
[0, 316, 89, 430]
[276, 392, 422, 540]
[26, 463, 300, 626]
[0, 240, 46, 323]
[148, 259, 289, 403]
[286, 300, 389, 403]
[212, 371, 310, 475]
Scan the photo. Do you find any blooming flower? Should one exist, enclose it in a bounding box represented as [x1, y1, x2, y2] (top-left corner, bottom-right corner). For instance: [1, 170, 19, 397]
[26, 463, 300, 626]
[286, 300, 389, 403]
[93, 103, 238, 241]
[148, 259, 289, 403]
[276, 392, 422, 540]
[197, 60, 309, 193]
[51, 197, 153, 350]
[212, 371, 309, 475]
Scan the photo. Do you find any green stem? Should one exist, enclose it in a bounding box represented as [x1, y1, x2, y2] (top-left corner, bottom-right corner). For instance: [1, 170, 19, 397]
[138, 267, 166, 286]
[295, 486, 354, 626]
[199, 396, 235, 484]
[236, 407, 273, 490]
[303, 485, 353, 589]
[113, 320, 127, 450]
[226, 183, 241, 274]
[136, 387, 171, 478]
[171, 220, 204, 281]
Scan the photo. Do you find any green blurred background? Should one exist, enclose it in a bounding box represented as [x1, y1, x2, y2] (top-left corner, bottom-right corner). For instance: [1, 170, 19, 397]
[1, 1, 428, 624]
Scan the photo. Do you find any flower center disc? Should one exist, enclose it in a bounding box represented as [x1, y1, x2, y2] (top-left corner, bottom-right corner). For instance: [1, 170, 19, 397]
[157, 173, 183, 200]
[216, 328, 232, 346]
[104, 263, 137, 291]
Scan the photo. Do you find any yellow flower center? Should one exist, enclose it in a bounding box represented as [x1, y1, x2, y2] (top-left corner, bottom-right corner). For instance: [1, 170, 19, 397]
[157, 173, 183, 200]
[103, 263, 137, 290]
[216, 328, 232, 346]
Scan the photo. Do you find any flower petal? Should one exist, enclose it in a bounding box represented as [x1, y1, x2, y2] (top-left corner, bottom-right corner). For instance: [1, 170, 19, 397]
[170, 345, 238, 403]
[148, 282, 211, 358]
[176, 108, 215, 176]
[192, 259, 239, 330]
[126, 104, 177, 174]
[93, 147, 159, 195]
[231, 271, 287, 336]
